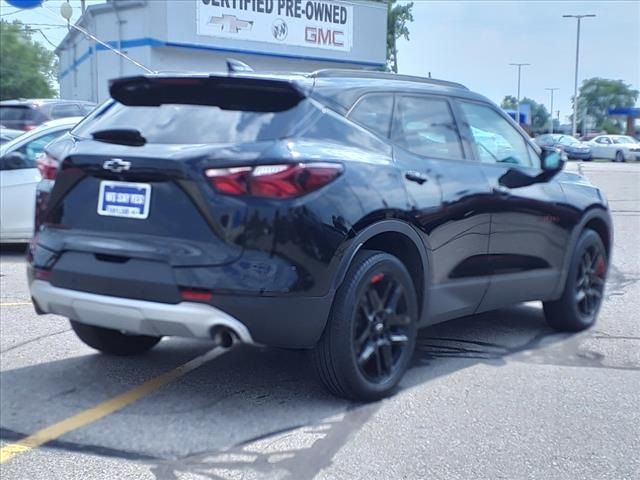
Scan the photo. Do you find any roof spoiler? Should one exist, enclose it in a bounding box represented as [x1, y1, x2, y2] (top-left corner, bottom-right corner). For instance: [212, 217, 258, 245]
[109, 74, 306, 112]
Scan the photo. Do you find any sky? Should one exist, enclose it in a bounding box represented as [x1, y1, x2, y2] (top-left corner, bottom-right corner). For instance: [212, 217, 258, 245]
[1, 0, 639, 122]
[396, 1, 640, 122]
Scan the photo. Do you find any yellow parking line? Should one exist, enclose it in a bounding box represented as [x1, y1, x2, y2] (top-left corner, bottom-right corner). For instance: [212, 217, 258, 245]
[0, 347, 226, 464]
[0, 302, 32, 307]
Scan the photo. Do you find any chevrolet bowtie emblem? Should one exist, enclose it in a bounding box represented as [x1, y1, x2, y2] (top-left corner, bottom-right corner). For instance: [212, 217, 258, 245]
[103, 159, 131, 173]
[209, 14, 254, 33]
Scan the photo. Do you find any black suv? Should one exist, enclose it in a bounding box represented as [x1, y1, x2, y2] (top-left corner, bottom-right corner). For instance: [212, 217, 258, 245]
[0, 99, 95, 131]
[29, 70, 612, 400]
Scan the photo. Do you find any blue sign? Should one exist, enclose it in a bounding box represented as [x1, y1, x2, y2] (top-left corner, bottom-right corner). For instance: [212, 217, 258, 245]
[5, 0, 43, 8]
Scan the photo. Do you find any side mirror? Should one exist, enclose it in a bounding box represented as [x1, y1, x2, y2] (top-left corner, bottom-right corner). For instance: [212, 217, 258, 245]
[0, 151, 28, 170]
[498, 147, 565, 189]
[540, 147, 565, 172]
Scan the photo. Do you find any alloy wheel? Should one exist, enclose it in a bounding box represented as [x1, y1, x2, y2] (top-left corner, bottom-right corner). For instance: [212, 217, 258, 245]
[575, 245, 606, 317]
[353, 273, 412, 383]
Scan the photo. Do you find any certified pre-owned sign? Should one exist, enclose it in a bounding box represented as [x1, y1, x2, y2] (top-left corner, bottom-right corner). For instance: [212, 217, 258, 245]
[197, 0, 353, 52]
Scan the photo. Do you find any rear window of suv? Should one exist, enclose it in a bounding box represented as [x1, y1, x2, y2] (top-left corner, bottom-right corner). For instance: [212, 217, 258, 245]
[0, 106, 34, 121]
[72, 100, 314, 145]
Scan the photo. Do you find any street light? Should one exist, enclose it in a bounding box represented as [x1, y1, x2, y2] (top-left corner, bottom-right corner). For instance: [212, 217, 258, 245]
[545, 88, 559, 133]
[509, 63, 530, 126]
[563, 14, 596, 137]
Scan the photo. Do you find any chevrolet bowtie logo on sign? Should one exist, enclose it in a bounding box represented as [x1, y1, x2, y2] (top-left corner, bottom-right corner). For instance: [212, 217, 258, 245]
[196, 0, 353, 52]
[208, 14, 254, 33]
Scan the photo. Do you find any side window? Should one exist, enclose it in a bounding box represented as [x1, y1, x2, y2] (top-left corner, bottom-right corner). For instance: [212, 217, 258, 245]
[50, 104, 82, 119]
[15, 131, 66, 166]
[596, 137, 611, 145]
[460, 101, 533, 167]
[348, 94, 393, 138]
[391, 95, 464, 159]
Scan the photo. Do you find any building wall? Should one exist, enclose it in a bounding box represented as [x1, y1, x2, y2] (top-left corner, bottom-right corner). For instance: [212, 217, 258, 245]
[57, 0, 387, 102]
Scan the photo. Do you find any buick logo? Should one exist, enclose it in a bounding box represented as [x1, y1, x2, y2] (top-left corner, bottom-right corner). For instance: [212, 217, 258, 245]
[272, 19, 288, 41]
[209, 14, 253, 34]
[103, 159, 131, 173]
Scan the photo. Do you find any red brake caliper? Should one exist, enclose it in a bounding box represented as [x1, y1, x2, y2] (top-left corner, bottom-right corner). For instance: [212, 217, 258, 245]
[595, 256, 606, 277]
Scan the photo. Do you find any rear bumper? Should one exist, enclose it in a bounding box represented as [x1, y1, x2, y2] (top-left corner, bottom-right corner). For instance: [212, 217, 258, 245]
[30, 280, 254, 343]
[566, 151, 592, 160]
[29, 279, 332, 348]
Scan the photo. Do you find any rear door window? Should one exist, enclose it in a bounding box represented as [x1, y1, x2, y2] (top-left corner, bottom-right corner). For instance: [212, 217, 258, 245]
[50, 104, 83, 119]
[0, 106, 33, 121]
[15, 131, 68, 165]
[391, 95, 464, 160]
[348, 94, 393, 138]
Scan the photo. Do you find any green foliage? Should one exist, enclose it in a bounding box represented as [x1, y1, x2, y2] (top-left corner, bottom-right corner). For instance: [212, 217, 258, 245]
[520, 97, 550, 131]
[500, 96, 518, 110]
[0, 20, 57, 100]
[501, 95, 549, 130]
[577, 78, 638, 130]
[599, 118, 622, 134]
[373, 0, 414, 72]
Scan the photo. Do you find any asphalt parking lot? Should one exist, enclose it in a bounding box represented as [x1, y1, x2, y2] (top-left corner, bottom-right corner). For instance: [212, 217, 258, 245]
[1, 161, 639, 480]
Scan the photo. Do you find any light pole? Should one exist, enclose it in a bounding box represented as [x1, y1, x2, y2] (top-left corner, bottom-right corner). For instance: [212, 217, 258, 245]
[545, 88, 559, 133]
[563, 14, 596, 137]
[509, 63, 530, 126]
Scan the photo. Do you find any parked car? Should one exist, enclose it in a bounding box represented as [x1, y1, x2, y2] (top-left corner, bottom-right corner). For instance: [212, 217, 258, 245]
[586, 135, 640, 162]
[0, 127, 23, 145]
[0, 117, 82, 243]
[535, 134, 592, 161]
[0, 99, 94, 131]
[29, 70, 611, 400]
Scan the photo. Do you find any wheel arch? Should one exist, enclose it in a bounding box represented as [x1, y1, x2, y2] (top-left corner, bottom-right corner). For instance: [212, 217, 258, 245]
[551, 206, 613, 300]
[332, 220, 431, 319]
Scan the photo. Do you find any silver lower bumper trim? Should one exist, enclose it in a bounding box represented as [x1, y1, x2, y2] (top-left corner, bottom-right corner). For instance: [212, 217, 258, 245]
[30, 280, 253, 343]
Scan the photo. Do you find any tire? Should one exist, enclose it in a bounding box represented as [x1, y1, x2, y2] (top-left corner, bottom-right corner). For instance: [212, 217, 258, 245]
[543, 229, 607, 332]
[311, 250, 418, 401]
[70, 320, 161, 355]
[615, 151, 625, 163]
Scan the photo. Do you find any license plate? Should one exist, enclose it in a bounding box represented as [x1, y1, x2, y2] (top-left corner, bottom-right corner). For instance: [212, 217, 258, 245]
[97, 181, 151, 219]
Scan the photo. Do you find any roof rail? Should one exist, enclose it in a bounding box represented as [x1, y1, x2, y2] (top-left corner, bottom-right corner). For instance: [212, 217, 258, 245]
[309, 69, 469, 90]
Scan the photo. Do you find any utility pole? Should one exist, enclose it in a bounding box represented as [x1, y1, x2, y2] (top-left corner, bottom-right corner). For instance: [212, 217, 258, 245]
[563, 14, 596, 137]
[509, 63, 530, 126]
[545, 88, 559, 133]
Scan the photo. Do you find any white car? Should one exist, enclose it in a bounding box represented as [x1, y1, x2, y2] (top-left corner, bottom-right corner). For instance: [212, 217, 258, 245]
[586, 134, 640, 162]
[0, 117, 81, 243]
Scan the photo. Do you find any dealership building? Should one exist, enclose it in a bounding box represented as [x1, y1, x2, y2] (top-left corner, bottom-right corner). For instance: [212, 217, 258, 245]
[56, 0, 388, 102]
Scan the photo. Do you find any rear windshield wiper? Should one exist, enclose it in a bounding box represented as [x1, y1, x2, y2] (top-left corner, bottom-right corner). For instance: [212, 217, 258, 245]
[92, 129, 146, 146]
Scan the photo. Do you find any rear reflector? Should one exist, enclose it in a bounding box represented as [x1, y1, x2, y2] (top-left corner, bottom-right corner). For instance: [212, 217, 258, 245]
[33, 268, 51, 281]
[205, 162, 343, 199]
[180, 289, 213, 302]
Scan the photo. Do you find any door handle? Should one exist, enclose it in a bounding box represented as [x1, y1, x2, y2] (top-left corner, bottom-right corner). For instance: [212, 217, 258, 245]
[405, 171, 428, 185]
[493, 185, 511, 197]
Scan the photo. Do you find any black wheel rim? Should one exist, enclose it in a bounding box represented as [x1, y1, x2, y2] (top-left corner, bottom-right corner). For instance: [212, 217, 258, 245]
[575, 245, 606, 317]
[353, 272, 411, 383]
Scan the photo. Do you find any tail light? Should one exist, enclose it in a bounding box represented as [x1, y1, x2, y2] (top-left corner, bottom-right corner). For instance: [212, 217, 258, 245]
[205, 163, 343, 199]
[36, 153, 60, 180]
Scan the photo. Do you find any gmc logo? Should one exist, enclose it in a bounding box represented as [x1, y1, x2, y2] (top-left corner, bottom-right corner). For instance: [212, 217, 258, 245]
[305, 27, 344, 47]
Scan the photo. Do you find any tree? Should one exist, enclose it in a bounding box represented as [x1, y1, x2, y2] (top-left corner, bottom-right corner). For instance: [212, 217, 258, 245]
[520, 97, 550, 131]
[501, 95, 550, 131]
[576, 78, 638, 132]
[500, 96, 518, 110]
[373, 0, 414, 72]
[0, 20, 57, 100]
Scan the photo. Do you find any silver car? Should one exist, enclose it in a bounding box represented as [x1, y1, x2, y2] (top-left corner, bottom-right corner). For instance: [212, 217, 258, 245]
[586, 135, 640, 162]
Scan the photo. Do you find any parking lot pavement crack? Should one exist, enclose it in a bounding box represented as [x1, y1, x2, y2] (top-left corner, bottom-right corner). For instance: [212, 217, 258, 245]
[0, 328, 72, 355]
[149, 403, 380, 480]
